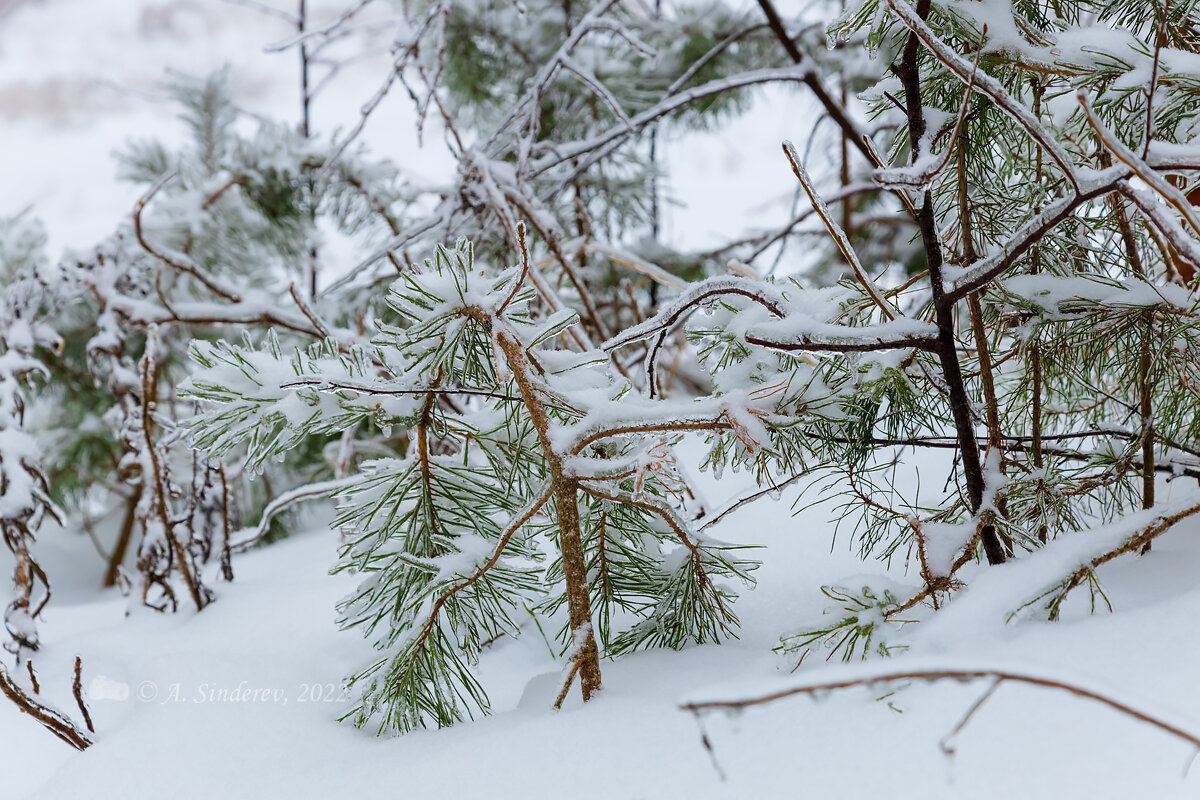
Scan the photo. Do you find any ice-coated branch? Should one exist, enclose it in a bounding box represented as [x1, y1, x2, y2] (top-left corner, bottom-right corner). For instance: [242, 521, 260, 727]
[278, 379, 523, 404]
[1119, 182, 1200, 274]
[534, 64, 816, 181]
[559, 58, 634, 131]
[264, 0, 378, 53]
[782, 142, 900, 322]
[1043, 497, 1200, 618]
[582, 241, 687, 291]
[744, 332, 941, 353]
[945, 167, 1131, 301]
[0, 280, 62, 669]
[230, 476, 359, 552]
[133, 173, 242, 304]
[484, 0, 625, 151]
[0, 662, 93, 751]
[603, 275, 787, 397]
[1079, 91, 1200, 276]
[604, 276, 788, 352]
[0, 281, 95, 750]
[870, 29, 983, 193]
[697, 472, 807, 531]
[319, 0, 454, 171]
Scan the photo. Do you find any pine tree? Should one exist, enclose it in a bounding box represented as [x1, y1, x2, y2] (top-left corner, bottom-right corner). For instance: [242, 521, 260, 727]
[4, 0, 1199, 751]
[185, 236, 754, 732]
[607, 0, 1200, 660]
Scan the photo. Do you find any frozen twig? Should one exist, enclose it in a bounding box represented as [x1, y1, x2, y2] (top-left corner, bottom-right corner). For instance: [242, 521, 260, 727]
[0, 662, 92, 750]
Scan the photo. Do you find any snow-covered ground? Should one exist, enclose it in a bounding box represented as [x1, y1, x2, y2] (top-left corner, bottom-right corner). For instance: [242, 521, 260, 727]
[4, 1, 1200, 798]
[14, 462, 1200, 798]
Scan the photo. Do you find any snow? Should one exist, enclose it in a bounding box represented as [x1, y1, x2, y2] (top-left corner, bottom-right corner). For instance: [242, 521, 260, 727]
[5, 0, 1200, 797]
[6, 451, 1200, 798]
[921, 520, 975, 577]
[1004, 274, 1199, 316]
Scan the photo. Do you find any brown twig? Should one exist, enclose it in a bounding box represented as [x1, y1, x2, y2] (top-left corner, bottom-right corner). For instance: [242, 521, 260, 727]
[553, 659, 583, 710]
[497, 222, 531, 316]
[132, 173, 242, 303]
[782, 142, 898, 321]
[73, 656, 95, 733]
[698, 472, 807, 531]
[103, 486, 142, 588]
[0, 662, 92, 750]
[137, 328, 208, 611]
[289, 284, 332, 339]
[680, 665, 1200, 755]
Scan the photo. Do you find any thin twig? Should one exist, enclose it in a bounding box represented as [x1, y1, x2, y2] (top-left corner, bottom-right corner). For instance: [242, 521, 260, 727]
[72, 657, 95, 734]
[681, 664, 1200, 755]
[782, 142, 899, 321]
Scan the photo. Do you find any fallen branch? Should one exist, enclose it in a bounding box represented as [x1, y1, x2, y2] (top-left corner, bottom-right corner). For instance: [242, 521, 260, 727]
[681, 660, 1200, 755]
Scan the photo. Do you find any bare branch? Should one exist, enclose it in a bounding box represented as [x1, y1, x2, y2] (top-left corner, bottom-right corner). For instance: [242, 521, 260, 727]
[682, 662, 1200, 754]
[782, 141, 900, 321]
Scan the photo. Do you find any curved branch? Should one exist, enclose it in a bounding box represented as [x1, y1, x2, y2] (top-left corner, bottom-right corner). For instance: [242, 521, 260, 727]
[571, 419, 733, 456]
[132, 173, 243, 304]
[681, 662, 1200, 753]
[945, 173, 1129, 302]
[231, 476, 359, 552]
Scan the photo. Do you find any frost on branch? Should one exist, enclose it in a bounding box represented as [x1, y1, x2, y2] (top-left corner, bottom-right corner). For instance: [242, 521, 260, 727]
[33, 68, 422, 609]
[0, 277, 60, 666]
[0, 232, 93, 750]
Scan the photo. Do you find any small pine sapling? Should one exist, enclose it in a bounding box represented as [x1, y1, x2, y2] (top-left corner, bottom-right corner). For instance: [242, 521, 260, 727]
[184, 234, 755, 733]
